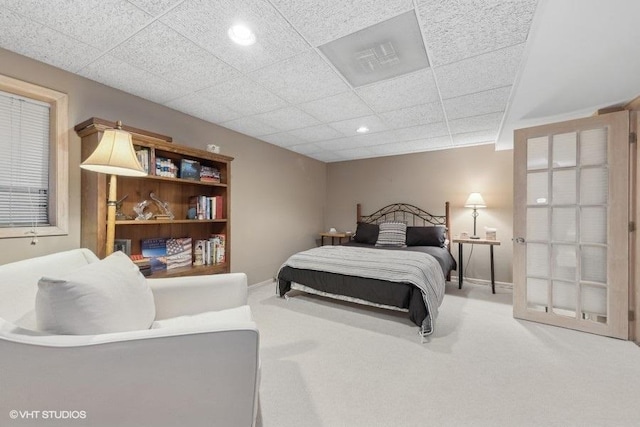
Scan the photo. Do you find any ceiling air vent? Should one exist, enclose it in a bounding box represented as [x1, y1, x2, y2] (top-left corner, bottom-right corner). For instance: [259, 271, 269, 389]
[319, 10, 429, 87]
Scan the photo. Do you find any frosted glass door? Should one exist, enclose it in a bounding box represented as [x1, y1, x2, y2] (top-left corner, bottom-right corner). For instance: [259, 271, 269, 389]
[513, 111, 629, 339]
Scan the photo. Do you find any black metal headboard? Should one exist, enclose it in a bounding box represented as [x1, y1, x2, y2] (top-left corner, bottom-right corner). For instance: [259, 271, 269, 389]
[356, 202, 451, 243]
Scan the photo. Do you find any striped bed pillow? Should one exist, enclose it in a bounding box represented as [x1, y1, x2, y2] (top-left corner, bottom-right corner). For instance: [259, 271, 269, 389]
[375, 222, 407, 248]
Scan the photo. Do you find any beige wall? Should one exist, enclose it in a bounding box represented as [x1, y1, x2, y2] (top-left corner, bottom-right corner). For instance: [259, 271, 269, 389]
[0, 48, 326, 284]
[326, 144, 514, 284]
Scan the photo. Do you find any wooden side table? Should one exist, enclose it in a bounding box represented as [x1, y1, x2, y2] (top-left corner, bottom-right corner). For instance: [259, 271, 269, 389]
[319, 232, 350, 246]
[452, 238, 501, 293]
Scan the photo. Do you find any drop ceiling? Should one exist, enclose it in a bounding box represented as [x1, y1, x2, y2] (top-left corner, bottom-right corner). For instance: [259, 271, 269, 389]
[1, 0, 640, 162]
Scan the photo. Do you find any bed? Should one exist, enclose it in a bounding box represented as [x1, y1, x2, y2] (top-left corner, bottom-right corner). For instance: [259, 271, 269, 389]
[277, 202, 456, 337]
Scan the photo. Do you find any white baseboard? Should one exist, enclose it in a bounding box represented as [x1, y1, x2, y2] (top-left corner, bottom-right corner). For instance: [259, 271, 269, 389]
[450, 275, 513, 290]
[251, 278, 276, 286]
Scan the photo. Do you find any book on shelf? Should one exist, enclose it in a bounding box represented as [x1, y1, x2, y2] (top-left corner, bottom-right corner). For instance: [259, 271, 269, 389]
[155, 157, 178, 178]
[189, 195, 224, 220]
[135, 147, 151, 174]
[200, 165, 221, 183]
[166, 237, 192, 270]
[129, 254, 152, 276]
[210, 233, 226, 264]
[180, 159, 201, 181]
[141, 237, 168, 272]
[194, 234, 225, 265]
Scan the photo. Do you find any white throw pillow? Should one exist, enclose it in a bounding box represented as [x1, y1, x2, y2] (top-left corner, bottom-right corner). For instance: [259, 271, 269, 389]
[36, 251, 155, 335]
[375, 221, 407, 247]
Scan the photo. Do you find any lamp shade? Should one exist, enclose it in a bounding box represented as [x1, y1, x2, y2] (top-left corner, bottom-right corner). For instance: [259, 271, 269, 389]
[80, 122, 146, 177]
[464, 192, 486, 208]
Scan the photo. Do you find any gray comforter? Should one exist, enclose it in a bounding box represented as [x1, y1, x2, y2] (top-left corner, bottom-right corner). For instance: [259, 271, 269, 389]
[278, 245, 446, 335]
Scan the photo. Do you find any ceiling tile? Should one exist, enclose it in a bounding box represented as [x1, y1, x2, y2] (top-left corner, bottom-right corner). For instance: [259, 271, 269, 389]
[394, 122, 450, 141]
[368, 139, 428, 156]
[1, 0, 152, 49]
[252, 106, 320, 132]
[288, 124, 344, 142]
[369, 135, 453, 156]
[0, 7, 100, 72]
[348, 130, 401, 146]
[220, 116, 279, 137]
[435, 44, 525, 99]
[310, 150, 346, 163]
[443, 86, 512, 120]
[380, 102, 444, 128]
[289, 142, 322, 155]
[250, 49, 350, 104]
[197, 76, 288, 116]
[417, 0, 538, 66]
[128, 0, 182, 17]
[448, 111, 504, 135]
[78, 55, 188, 104]
[334, 146, 375, 161]
[259, 132, 308, 147]
[298, 91, 373, 123]
[161, 0, 309, 72]
[315, 137, 354, 151]
[422, 135, 455, 150]
[271, 0, 413, 47]
[164, 93, 242, 123]
[452, 129, 498, 147]
[328, 114, 389, 136]
[356, 68, 439, 112]
[109, 21, 241, 92]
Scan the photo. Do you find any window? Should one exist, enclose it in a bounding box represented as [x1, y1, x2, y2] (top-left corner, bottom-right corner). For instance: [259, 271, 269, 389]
[0, 74, 68, 238]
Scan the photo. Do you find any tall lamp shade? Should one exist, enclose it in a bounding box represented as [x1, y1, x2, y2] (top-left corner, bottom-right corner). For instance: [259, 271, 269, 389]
[464, 192, 486, 239]
[80, 121, 146, 256]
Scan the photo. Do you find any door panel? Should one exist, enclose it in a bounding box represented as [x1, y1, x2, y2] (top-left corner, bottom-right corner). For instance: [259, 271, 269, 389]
[513, 111, 629, 339]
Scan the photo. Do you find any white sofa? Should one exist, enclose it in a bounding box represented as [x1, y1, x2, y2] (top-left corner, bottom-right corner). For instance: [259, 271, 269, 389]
[0, 248, 259, 427]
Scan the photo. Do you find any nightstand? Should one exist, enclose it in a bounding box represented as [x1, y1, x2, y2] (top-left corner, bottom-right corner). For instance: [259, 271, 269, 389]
[319, 232, 350, 246]
[452, 238, 501, 293]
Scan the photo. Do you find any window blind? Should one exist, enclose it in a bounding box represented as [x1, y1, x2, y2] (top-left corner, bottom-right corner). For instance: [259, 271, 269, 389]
[0, 90, 50, 228]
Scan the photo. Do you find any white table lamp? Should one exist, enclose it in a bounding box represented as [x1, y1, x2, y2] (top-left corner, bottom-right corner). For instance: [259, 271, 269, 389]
[464, 192, 486, 239]
[80, 120, 146, 256]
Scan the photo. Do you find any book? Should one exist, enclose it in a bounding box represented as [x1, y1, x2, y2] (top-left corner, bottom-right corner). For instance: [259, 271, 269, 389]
[210, 234, 226, 264]
[141, 237, 167, 272]
[215, 195, 223, 219]
[200, 165, 221, 183]
[155, 157, 178, 178]
[180, 159, 201, 181]
[166, 237, 192, 270]
[135, 147, 150, 174]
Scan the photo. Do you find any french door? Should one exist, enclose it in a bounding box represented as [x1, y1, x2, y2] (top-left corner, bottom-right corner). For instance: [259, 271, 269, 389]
[513, 111, 629, 339]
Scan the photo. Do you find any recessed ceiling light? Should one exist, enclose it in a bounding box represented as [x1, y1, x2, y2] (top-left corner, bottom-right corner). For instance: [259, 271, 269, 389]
[356, 126, 369, 133]
[228, 24, 256, 46]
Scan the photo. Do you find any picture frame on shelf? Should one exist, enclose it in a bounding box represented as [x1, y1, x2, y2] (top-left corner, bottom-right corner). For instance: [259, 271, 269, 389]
[114, 239, 131, 256]
[180, 159, 201, 181]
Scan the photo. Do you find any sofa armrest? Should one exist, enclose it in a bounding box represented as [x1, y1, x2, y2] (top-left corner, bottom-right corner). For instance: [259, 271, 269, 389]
[148, 273, 248, 320]
[0, 321, 259, 427]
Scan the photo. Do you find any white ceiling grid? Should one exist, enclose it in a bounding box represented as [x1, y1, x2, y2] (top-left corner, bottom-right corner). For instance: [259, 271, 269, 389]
[0, 0, 540, 162]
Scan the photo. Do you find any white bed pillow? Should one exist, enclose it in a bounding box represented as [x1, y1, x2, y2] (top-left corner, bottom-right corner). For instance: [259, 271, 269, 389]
[36, 251, 155, 335]
[375, 221, 407, 247]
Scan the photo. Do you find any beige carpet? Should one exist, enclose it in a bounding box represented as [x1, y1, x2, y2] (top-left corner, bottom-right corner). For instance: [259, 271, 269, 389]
[249, 280, 640, 427]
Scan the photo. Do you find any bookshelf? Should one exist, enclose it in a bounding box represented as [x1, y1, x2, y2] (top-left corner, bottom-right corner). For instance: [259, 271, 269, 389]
[75, 117, 233, 277]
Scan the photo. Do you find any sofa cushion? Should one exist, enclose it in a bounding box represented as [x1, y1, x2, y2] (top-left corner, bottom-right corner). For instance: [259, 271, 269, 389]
[151, 305, 252, 329]
[35, 251, 155, 335]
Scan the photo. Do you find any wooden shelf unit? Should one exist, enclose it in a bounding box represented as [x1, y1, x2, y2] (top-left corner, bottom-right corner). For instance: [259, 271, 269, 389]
[75, 117, 233, 277]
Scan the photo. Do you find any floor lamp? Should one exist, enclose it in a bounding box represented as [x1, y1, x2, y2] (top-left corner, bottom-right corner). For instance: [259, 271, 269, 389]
[464, 192, 486, 239]
[80, 121, 146, 257]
